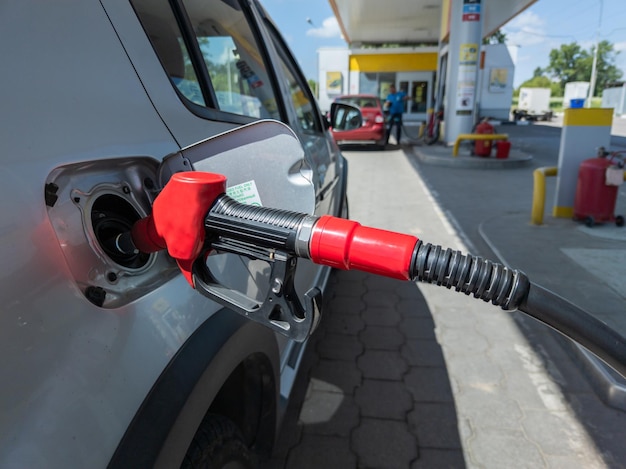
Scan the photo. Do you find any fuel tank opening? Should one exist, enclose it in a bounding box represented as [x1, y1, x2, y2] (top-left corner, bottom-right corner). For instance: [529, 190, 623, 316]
[91, 194, 149, 269]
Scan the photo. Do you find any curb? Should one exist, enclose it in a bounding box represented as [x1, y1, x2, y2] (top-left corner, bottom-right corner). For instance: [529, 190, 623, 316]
[412, 145, 533, 169]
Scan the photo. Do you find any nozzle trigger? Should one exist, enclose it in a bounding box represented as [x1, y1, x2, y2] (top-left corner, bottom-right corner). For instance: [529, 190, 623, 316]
[191, 243, 321, 342]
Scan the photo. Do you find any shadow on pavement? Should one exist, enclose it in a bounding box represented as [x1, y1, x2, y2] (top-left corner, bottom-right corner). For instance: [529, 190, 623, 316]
[409, 125, 626, 466]
[262, 270, 466, 469]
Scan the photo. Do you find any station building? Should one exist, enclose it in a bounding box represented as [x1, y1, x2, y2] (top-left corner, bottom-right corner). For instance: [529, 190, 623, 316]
[317, 43, 515, 126]
[323, 0, 535, 142]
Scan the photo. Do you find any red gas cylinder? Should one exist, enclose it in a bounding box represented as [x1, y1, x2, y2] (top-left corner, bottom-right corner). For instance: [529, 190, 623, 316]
[495, 141, 511, 159]
[574, 157, 623, 226]
[474, 121, 495, 157]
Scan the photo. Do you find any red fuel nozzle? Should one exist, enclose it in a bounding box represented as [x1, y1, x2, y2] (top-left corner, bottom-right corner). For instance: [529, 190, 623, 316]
[129, 171, 420, 285]
[131, 172, 227, 285]
[309, 216, 418, 280]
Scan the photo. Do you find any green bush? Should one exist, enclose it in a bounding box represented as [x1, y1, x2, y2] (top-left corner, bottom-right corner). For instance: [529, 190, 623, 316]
[549, 98, 562, 112]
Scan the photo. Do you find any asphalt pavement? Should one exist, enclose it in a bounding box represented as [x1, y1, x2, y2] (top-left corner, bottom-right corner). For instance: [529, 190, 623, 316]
[262, 120, 626, 468]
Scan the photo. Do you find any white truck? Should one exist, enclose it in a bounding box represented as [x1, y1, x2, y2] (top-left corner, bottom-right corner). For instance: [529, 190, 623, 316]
[513, 87, 553, 121]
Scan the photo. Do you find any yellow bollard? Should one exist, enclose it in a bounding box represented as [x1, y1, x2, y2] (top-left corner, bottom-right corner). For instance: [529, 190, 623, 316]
[532, 166, 625, 225]
[531, 167, 558, 225]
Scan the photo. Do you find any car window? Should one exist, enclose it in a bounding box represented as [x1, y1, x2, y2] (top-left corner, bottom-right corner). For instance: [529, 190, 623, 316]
[336, 97, 378, 109]
[360, 98, 378, 108]
[131, 2, 206, 106]
[131, 0, 279, 119]
[267, 27, 322, 134]
[337, 97, 359, 107]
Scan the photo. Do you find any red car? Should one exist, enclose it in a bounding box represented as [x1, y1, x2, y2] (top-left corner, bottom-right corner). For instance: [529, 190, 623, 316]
[330, 94, 386, 148]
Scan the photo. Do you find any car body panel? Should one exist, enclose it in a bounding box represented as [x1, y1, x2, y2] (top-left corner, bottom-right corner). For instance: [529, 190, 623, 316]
[0, 3, 187, 466]
[0, 1, 347, 467]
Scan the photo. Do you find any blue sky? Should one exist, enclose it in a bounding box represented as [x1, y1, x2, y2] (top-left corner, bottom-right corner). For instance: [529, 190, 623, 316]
[502, 0, 626, 87]
[261, 0, 626, 89]
[260, 0, 346, 80]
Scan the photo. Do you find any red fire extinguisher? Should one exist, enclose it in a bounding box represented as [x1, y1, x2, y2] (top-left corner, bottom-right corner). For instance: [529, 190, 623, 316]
[474, 120, 495, 157]
[574, 148, 625, 227]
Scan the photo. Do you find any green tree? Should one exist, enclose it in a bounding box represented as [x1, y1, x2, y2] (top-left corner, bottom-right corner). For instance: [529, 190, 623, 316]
[516, 75, 561, 97]
[483, 29, 507, 45]
[522, 76, 552, 88]
[545, 42, 590, 93]
[545, 40, 623, 96]
[307, 79, 318, 98]
[585, 40, 623, 94]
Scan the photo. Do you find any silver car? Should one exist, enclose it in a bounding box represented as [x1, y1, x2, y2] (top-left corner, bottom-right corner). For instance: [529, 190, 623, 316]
[0, 1, 348, 467]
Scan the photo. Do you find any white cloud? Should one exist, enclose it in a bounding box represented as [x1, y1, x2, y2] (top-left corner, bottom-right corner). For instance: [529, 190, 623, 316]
[503, 11, 548, 48]
[614, 41, 626, 52]
[306, 16, 341, 39]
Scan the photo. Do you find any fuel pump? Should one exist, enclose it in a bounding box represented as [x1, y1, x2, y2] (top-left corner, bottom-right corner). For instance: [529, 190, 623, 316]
[110, 171, 626, 379]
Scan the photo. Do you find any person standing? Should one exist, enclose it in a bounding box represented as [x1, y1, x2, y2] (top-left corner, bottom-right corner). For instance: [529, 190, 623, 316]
[385, 84, 409, 145]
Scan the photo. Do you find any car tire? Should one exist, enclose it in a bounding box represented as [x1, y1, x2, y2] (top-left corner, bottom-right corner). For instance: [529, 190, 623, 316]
[181, 414, 257, 469]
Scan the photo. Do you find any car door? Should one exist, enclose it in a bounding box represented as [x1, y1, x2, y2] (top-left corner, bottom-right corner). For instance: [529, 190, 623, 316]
[259, 14, 339, 218]
[112, 0, 336, 367]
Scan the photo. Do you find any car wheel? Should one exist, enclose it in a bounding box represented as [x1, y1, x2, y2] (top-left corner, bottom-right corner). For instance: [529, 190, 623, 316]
[181, 414, 256, 469]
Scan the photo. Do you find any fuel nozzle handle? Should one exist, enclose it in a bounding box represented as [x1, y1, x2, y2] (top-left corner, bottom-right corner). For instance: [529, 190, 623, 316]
[205, 191, 529, 311]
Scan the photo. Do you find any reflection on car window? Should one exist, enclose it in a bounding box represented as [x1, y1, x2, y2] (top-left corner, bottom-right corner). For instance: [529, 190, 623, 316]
[268, 30, 321, 134]
[345, 109, 361, 129]
[182, 0, 278, 119]
[131, 3, 206, 106]
[333, 107, 361, 131]
[131, 0, 279, 119]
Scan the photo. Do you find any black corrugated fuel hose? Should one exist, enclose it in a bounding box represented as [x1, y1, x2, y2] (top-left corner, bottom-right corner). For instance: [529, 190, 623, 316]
[410, 241, 626, 378]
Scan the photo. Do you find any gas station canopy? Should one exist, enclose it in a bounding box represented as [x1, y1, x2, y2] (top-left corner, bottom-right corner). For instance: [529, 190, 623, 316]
[328, 0, 536, 45]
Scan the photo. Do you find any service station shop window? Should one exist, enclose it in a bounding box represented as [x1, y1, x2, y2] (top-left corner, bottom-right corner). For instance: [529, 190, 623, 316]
[359, 73, 429, 114]
[401, 80, 428, 113]
[359, 72, 396, 100]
